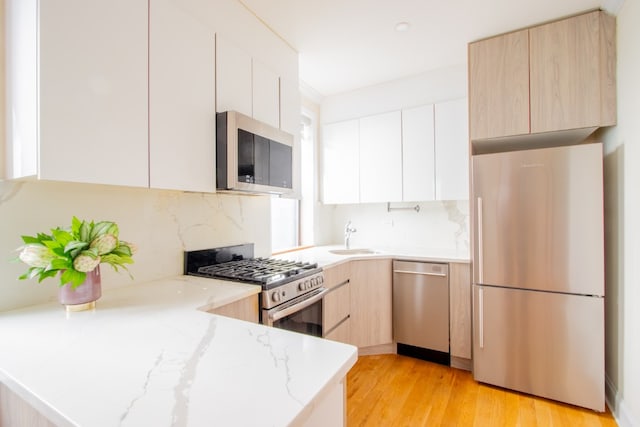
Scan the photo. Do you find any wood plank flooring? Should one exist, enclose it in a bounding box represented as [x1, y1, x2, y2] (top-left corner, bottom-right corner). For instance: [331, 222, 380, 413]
[346, 354, 617, 426]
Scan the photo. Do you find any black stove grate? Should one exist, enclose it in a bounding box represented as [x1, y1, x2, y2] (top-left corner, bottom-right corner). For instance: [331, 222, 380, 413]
[196, 258, 319, 286]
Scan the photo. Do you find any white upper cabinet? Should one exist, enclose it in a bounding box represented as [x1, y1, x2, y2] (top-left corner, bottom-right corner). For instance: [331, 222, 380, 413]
[7, 0, 149, 186]
[359, 111, 402, 203]
[435, 98, 469, 200]
[322, 120, 360, 204]
[215, 35, 252, 117]
[149, 0, 216, 192]
[252, 58, 280, 129]
[402, 105, 435, 202]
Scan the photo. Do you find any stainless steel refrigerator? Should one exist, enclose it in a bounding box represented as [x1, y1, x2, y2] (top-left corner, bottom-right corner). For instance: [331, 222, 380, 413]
[471, 142, 605, 412]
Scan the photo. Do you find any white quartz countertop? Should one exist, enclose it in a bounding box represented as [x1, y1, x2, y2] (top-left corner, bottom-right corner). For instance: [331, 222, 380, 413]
[273, 245, 470, 267]
[0, 276, 357, 427]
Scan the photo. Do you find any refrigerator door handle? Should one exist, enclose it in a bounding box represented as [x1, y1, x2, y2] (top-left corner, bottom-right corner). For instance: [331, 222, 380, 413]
[478, 287, 484, 349]
[477, 197, 484, 283]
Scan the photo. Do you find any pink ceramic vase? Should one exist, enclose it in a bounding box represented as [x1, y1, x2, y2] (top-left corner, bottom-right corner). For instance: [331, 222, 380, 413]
[58, 266, 102, 311]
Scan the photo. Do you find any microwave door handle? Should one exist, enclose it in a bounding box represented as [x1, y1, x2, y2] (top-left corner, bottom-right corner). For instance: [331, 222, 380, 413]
[268, 289, 328, 322]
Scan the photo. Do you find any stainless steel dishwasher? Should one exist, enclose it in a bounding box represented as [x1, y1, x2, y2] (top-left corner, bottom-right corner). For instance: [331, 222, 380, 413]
[393, 260, 450, 365]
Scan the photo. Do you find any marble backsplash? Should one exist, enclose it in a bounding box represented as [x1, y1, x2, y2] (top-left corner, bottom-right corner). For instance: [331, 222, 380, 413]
[316, 200, 470, 257]
[0, 180, 271, 312]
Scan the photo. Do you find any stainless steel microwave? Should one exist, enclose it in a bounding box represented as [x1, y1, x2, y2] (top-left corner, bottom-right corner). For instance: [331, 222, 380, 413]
[216, 111, 294, 194]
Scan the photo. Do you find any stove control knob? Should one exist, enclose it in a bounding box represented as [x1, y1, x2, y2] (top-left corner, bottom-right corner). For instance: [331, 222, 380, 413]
[272, 292, 281, 303]
[298, 282, 306, 291]
[317, 276, 324, 285]
[309, 278, 316, 287]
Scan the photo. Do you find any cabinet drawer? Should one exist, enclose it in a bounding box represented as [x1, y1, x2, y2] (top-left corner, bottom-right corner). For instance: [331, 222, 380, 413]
[323, 262, 351, 290]
[324, 281, 350, 331]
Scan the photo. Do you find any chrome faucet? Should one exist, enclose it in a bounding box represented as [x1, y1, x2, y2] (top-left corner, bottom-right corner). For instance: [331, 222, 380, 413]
[344, 221, 357, 249]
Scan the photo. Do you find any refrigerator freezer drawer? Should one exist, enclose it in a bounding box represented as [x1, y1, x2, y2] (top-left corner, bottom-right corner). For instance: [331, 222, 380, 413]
[473, 285, 604, 411]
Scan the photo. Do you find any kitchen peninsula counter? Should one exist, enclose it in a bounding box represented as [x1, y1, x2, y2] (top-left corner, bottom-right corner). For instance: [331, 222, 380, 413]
[0, 276, 357, 427]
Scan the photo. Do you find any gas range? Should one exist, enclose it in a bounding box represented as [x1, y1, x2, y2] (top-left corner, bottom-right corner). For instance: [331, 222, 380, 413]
[184, 244, 325, 310]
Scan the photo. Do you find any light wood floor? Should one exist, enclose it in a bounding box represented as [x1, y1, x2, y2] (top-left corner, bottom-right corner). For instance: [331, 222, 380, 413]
[346, 354, 617, 427]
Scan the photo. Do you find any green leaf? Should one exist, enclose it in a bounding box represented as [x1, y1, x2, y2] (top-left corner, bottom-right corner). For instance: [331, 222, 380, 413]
[64, 240, 88, 254]
[79, 221, 90, 242]
[50, 258, 72, 270]
[60, 269, 86, 289]
[38, 269, 58, 282]
[112, 245, 132, 257]
[42, 240, 62, 250]
[71, 216, 82, 235]
[90, 221, 114, 240]
[21, 235, 40, 244]
[51, 229, 73, 246]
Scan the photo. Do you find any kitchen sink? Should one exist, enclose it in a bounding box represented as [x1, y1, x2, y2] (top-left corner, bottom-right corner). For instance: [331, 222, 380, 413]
[329, 248, 376, 255]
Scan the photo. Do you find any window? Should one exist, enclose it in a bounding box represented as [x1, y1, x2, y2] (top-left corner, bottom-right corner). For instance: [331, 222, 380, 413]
[271, 111, 315, 253]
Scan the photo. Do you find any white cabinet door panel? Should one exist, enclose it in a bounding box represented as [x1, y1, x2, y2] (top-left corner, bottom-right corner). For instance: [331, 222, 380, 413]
[252, 59, 280, 129]
[149, 0, 216, 192]
[39, 0, 148, 187]
[322, 120, 359, 204]
[215, 35, 252, 116]
[435, 98, 469, 200]
[359, 111, 402, 203]
[402, 105, 435, 202]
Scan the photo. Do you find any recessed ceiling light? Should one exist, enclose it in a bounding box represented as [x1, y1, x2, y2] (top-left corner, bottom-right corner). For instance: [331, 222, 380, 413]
[395, 22, 410, 32]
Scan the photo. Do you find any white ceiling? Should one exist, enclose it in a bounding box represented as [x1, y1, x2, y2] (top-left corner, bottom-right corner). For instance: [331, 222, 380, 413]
[239, 0, 616, 98]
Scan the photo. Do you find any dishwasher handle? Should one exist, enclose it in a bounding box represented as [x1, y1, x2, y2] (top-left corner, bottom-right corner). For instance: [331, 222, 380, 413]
[393, 269, 448, 278]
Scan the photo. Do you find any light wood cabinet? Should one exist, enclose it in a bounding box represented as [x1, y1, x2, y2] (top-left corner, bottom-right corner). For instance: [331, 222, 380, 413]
[468, 29, 530, 141]
[209, 294, 259, 323]
[449, 262, 471, 365]
[149, 0, 216, 192]
[7, 0, 149, 186]
[529, 10, 616, 133]
[323, 262, 351, 344]
[349, 259, 393, 348]
[359, 111, 403, 203]
[434, 98, 469, 201]
[401, 104, 435, 202]
[469, 10, 616, 142]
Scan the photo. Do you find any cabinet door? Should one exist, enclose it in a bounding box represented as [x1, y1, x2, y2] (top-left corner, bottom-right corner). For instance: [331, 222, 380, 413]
[149, 0, 215, 192]
[359, 111, 402, 203]
[322, 120, 359, 204]
[468, 30, 530, 140]
[324, 319, 350, 345]
[350, 259, 393, 348]
[529, 11, 616, 133]
[279, 75, 301, 136]
[449, 263, 471, 360]
[401, 105, 435, 202]
[210, 294, 259, 323]
[215, 35, 252, 117]
[252, 59, 280, 129]
[435, 98, 469, 201]
[38, 0, 148, 187]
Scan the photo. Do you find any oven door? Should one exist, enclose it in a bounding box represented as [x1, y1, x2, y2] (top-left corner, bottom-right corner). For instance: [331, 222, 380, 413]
[263, 288, 327, 337]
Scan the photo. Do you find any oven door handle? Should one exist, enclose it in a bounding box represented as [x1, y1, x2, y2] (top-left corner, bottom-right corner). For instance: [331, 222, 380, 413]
[268, 288, 328, 322]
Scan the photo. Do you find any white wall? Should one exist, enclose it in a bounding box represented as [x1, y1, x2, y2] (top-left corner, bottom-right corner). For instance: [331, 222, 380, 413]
[0, 180, 271, 312]
[601, 1, 640, 425]
[316, 200, 469, 258]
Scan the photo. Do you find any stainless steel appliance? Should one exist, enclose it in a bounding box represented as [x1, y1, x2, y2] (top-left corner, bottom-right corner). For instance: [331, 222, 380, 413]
[472, 143, 605, 411]
[393, 261, 450, 365]
[184, 244, 326, 337]
[216, 111, 294, 194]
